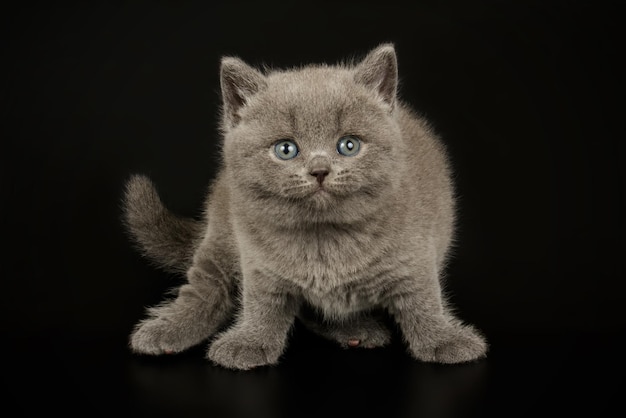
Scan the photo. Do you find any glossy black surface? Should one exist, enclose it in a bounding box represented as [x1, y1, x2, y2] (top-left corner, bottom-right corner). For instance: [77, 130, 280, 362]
[6, 329, 623, 417]
[3, 1, 623, 417]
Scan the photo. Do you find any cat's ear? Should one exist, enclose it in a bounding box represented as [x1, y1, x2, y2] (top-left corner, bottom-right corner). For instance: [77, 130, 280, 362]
[220, 57, 267, 127]
[354, 44, 398, 110]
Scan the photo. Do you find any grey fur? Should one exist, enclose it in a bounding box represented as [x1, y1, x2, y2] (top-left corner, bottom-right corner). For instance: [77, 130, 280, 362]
[123, 44, 488, 370]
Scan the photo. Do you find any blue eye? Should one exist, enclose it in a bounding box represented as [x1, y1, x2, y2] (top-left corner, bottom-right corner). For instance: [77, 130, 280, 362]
[274, 140, 299, 160]
[337, 136, 361, 157]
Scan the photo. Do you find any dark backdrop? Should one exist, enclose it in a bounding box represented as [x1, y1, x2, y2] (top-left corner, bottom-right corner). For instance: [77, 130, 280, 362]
[2, 1, 624, 417]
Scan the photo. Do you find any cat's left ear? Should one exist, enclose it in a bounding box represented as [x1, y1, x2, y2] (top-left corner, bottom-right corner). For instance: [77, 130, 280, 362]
[354, 44, 398, 110]
[220, 56, 267, 128]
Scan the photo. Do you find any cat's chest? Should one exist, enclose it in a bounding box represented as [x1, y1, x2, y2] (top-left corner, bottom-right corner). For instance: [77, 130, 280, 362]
[274, 227, 376, 277]
[260, 226, 394, 294]
[243, 223, 407, 317]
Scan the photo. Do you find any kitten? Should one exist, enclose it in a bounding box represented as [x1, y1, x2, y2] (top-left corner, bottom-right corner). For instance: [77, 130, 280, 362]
[123, 43, 488, 370]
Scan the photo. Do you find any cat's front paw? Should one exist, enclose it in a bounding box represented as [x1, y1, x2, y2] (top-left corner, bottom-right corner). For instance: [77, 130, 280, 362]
[207, 330, 285, 370]
[411, 325, 488, 364]
[130, 317, 208, 355]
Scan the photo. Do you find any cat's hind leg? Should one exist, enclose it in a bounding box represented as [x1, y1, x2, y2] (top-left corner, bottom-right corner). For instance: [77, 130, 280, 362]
[298, 308, 393, 349]
[130, 264, 235, 355]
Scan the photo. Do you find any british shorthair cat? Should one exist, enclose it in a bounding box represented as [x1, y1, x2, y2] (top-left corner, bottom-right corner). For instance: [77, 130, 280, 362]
[123, 43, 488, 370]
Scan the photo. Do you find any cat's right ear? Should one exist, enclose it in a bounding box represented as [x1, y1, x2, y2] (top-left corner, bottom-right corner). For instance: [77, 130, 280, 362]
[220, 57, 267, 128]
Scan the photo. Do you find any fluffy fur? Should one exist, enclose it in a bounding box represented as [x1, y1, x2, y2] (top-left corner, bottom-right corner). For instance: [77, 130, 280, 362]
[123, 44, 488, 370]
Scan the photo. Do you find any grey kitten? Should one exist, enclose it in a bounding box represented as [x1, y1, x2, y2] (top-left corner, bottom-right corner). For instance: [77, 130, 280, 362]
[123, 43, 488, 370]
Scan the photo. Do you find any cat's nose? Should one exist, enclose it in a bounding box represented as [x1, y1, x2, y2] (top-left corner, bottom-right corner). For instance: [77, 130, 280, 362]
[310, 169, 330, 184]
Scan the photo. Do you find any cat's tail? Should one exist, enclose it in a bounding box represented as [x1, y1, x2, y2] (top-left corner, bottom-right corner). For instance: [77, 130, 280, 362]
[122, 174, 204, 274]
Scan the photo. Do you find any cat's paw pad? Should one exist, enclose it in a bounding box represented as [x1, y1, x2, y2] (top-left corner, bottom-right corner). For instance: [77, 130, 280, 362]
[343, 328, 392, 349]
[207, 331, 284, 370]
[316, 318, 392, 349]
[339, 322, 392, 349]
[332, 329, 391, 349]
[347, 338, 361, 347]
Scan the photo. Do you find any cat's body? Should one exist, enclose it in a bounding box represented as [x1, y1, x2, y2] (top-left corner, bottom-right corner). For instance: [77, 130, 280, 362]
[124, 44, 487, 370]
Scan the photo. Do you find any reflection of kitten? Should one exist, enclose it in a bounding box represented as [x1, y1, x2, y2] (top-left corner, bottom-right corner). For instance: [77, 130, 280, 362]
[123, 43, 487, 370]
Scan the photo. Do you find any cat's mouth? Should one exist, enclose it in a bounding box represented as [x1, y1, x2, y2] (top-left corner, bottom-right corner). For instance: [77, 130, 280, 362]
[311, 184, 331, 198]
[289, 182, 334, 207]
[308, 181, 358, 201]
[279, 178, 359, 206]
[308, 187, 335, 210]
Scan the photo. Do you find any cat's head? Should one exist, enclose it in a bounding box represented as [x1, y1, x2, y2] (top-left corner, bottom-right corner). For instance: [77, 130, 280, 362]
[219, 44, 406, 226]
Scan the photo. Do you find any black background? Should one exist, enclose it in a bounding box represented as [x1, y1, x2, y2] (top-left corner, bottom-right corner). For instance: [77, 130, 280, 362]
[2, 1, 624, 417]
